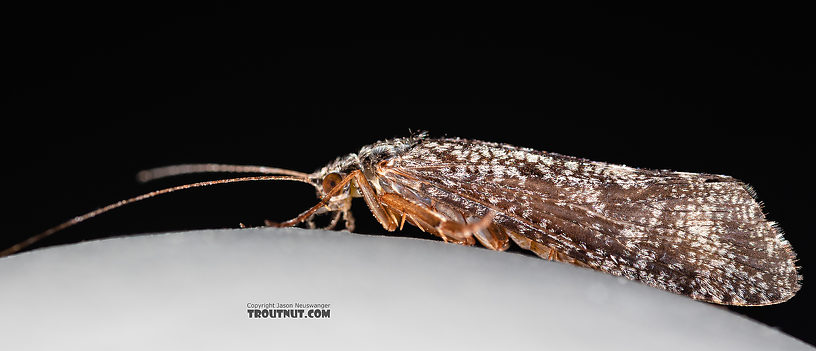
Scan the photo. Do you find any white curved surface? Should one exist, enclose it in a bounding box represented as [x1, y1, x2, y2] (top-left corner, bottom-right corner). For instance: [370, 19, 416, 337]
[0, 228, 811, 350]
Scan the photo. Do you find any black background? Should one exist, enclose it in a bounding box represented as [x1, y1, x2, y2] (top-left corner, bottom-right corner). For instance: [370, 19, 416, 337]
[4, 4, 813, 346]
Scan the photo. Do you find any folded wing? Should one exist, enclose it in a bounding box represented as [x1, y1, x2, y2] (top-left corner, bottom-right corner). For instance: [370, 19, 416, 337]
[384, 139, 799, 305]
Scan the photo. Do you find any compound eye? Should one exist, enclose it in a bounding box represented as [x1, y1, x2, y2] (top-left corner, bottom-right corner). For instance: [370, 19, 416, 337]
[322, 172, 343, 194]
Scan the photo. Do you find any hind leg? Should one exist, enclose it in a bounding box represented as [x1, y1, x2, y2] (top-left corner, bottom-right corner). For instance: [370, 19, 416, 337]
[378, 193, 499, 247]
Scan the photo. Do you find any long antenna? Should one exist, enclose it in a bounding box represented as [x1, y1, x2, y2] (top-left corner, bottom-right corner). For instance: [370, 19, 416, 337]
[1, 175, 313, 258]
[136, 163, 312, 183]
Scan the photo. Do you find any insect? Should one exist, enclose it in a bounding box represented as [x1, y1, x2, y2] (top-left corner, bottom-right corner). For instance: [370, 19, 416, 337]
[2, 132, 800, 306]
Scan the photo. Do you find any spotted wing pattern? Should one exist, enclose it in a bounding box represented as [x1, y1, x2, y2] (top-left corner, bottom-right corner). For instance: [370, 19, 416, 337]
[378, 138, 799, 305]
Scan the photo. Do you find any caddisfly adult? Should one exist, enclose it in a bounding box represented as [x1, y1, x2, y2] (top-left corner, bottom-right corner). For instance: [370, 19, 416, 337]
[2, 132, 800, 306]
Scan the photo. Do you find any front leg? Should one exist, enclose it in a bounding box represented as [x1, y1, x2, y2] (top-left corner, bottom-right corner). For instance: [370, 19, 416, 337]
[342, 209, 355, 232]
[351, 170, 400, 231]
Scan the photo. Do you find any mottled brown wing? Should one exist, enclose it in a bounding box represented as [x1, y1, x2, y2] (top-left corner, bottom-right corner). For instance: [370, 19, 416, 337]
[382, 138, 799, 305]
